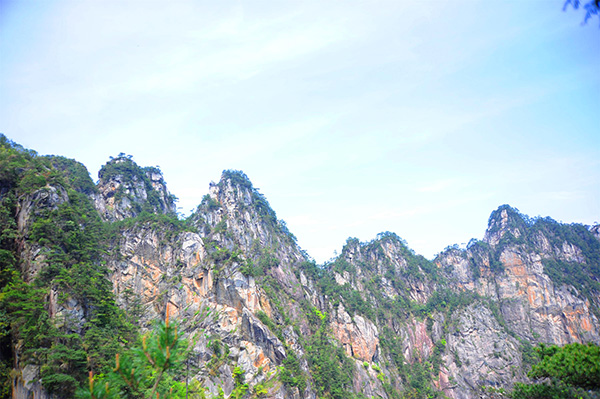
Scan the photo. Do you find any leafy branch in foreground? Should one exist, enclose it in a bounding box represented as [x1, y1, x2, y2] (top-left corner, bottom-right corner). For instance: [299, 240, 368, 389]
[78, 310, 187, 399]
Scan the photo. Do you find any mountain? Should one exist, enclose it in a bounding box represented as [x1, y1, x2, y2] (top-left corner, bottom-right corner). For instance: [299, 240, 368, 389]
[0, 135, 598, 399]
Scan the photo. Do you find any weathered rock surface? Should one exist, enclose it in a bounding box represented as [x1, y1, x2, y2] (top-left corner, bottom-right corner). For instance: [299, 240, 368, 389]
[440, 303, 525, 399]
[5, 147, 600, 399]
[93, 156, 176, 221]
[331, 303, 379, 362]
[102, 171, 315, 398]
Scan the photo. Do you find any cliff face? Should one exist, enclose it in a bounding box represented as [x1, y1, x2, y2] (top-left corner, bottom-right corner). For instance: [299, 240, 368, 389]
[106, 170, 313, 399]
[438, 206, 600, 347]
[93, 155, 176, 221]
[2, 138, 599, 399]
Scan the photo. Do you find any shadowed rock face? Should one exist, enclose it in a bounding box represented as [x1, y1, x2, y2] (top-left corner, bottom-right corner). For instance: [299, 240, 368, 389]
[16, 185, 69, 283]
[8, 151, 600, 399]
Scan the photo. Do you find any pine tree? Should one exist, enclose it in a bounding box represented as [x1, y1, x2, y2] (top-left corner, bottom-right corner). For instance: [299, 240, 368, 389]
[78, 309, 188, 399]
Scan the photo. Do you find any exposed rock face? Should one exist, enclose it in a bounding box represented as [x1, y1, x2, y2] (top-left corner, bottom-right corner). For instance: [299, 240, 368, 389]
[440, 303, 525, 399]
[439, 208, 600, 348]
[331, 303, 379, 362]
[103, 171, 313, 398]
[495, 248, 597, 345]
[591, 224, 600, 241]
[335, 235, 438, 304]
[4, 142, 600, 399]
[93, 156, 176, 221]
[190, 171, 308, 308]
[102, 195, 600, 399]
[106, 226, 283, 397]
[191, 172, 304, 262]
[12, 365, 52, 399]
[483, 206, 526, 246]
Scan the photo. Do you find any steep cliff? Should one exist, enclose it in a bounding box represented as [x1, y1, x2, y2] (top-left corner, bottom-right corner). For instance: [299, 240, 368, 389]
[104, 170, 317, 399]
[0, 138, 134, 399]
[438, 206, 600, 346]
[94, 154, 176, 221]
[1, 135, 599, 399]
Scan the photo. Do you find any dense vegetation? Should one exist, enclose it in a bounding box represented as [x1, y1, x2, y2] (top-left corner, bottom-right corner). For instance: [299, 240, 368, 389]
[296, 234, 473, 399]
[0, 137, 194, 398]
[78, 316, 188, 399]
[0, 135, 138, 396]
[512, 342, 600, 399]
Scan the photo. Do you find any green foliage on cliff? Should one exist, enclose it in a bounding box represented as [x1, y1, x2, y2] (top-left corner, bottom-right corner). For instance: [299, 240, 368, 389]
[280, 351, 306, 393]
[486, 205, 530, 237]
[47, 156, 98, 195]
[3, 135, 600, 399]
[99, 154, 175, 215]
[533, 219, 600, 305]
[483, 205, 600, 310]
[303, 307, 357, 399]
[465, 206, 600, 329]
[298, 260, 377, 320]
[255, 310, 307, 392]
[528, 343, 600, 391]
[0, 136, 136, 397]
[220, 170, 254, 191]
[512, 342, 600, 399]
[298, 235, 461, 398]
[77, 318, 188, 399]
[109, 211, 192, 244]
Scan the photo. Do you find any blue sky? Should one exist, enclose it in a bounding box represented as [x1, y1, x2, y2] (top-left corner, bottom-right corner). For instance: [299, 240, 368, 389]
[1, 1, 598, 262]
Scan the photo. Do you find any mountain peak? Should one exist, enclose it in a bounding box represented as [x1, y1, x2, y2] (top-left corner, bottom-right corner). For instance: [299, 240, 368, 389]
[483, 204, 528, 245]
[193, 170, 298, 254]
[219, 169, 254, 190]
[94, 154, 176, 221]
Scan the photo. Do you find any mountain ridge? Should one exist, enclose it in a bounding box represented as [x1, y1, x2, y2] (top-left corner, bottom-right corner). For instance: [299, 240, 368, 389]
[1, 134, 599, 399]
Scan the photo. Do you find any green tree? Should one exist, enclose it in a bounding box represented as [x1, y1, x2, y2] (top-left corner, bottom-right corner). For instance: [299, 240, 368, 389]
[78, 312, 187, 399]
[512, 342, 600, 399]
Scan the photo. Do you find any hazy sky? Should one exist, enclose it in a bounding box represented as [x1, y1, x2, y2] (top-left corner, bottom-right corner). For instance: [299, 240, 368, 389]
[1, 1, 599, 262]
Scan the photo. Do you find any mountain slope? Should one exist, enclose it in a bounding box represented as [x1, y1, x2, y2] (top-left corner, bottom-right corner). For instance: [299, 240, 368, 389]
[1, 135, 598, 399]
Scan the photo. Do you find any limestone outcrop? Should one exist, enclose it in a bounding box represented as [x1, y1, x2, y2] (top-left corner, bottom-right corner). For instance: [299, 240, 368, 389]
[93, 155, 176, 221]
[3, 138, 599, 399]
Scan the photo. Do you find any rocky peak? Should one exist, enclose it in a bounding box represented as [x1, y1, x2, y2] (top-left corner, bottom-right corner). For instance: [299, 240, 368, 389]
[483, 205, 528, 246]
[333, 232, 439, 305]
[93, 154, 176, 221]
[338, 233, 409, 274]
[4, 133, 600, 399]
[186, 170, 309, 311]
[191, 170, 300, 259]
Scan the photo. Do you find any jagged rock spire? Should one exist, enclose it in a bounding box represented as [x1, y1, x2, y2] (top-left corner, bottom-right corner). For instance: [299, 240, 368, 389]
[93, 154, 177, 221]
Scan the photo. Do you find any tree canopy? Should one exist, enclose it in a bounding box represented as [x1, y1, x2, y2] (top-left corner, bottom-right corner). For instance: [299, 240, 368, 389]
[512, 342, 600, 399]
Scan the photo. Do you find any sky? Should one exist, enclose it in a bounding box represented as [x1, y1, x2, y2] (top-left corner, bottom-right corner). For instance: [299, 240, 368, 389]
[1, 0, 599, 263]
